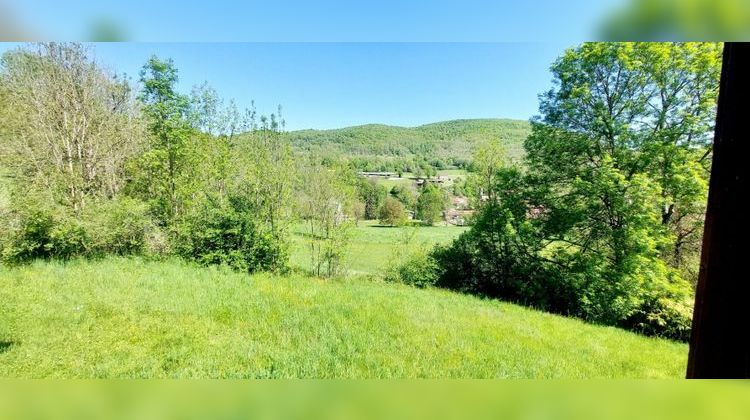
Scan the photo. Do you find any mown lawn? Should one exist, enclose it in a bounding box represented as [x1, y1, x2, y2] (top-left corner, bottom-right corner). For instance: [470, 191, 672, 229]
[0, 257, 687, 378]
[290, 220, 468, 275]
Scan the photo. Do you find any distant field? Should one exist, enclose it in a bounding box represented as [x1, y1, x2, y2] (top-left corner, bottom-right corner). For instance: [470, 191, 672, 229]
[0, 258, 687, 378]
[363, 169, 469, 191]
[290, 220, 468, 275]
[437, 169, 468, 177]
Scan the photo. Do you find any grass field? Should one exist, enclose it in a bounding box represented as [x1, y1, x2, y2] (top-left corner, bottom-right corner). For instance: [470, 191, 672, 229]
[289, 220, 469, 275]
[368, 169, 469, 191]
[0, 257, 687, 378]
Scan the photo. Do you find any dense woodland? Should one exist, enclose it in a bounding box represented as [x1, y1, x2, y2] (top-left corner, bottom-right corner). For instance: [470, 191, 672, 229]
[284, 118, 530, 172]
[0, 42, 721, 341]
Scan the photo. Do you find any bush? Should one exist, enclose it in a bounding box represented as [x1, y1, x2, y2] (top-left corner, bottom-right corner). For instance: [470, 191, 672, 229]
[622, 273, 694, 341]
[432, 199, 696, 341]
[175, 196, 288, 273]
[1, 196, 159, 264]
[1, 206, 87, 263]
[82, 197, 155, 256]
[378, 197, 407, 226]
[385, 249, 440, 288]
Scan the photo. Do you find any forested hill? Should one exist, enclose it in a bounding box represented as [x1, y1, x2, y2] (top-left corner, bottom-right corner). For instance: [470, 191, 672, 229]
[284, 118, 531, 171]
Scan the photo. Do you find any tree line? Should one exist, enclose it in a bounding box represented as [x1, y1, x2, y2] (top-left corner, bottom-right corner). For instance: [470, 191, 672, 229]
[0, 42, 451, 277]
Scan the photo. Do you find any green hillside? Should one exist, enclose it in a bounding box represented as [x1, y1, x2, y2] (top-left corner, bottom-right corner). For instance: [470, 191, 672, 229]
[0, 258, 686, 378]
[285, 118, 530, 171]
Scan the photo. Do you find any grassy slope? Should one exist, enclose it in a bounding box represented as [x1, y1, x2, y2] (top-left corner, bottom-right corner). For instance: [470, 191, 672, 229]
[289, 221, 469, 275]
[286, 119, 531, 164]
[0, 258, 686, 378]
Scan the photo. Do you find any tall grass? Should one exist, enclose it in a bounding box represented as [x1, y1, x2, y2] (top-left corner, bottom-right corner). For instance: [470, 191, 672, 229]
[0, 257, 687, 378]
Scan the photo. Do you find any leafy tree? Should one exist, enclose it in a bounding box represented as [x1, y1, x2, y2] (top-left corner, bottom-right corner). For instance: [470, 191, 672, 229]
[350, 200, 366, 226]
[178, 94, 292, 272]
[132, 55, 194, 225]
[379, 197, 407, 226]
[0, 43, 147, 262]
[0, 43, 143, 213]
[357, 178, 388, 220]
[386, 248, 440, 288]
[416, 184, 446, 225]
[469, 138, 506, 204]
[232, 112, 295, 247]
[299, 160, 357, 277]
[434, 43, 720, 341]
[528, 42, 720, 282]
[174, 192, 287, 273]
[389, 184, 416, 210]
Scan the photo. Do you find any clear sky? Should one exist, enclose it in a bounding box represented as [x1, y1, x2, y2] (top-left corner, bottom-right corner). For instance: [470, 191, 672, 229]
[4, 1, 623, 41]
[0, 42, 572, 131]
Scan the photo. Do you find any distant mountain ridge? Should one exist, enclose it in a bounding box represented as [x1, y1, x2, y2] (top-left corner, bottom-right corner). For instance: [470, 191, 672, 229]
[284, 118, 531, 171]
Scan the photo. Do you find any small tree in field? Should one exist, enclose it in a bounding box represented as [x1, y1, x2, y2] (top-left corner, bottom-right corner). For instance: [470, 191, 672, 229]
[416, 184, 446, 225]
[470, 138, 506, 205]
[351, 200, 365, 226]
[379, 197, 407, 226]
[299, 160, 356, 277]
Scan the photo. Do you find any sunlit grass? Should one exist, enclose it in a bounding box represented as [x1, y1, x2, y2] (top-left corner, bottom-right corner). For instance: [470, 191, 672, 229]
[0, 257, 687, 378]
[289, 220, 468, 275]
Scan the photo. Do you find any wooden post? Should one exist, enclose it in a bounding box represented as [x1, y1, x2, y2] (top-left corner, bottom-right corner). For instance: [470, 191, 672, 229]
[687, 42, 750, 378]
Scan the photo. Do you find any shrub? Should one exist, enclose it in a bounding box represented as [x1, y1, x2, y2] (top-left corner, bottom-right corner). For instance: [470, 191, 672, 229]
[432, 198, 696, 341]
[175, 196, 288, 273]
[622, 273, 695, 341]
[82, 197, 155, 256]
[1, 206, 87, 263]
[378, 197, 407, 226]
[385, 249, 440, 288]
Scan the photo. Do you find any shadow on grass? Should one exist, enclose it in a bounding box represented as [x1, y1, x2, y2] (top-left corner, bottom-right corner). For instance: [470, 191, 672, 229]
[0, 341, 15, 354]
[370, 222, 433, 228]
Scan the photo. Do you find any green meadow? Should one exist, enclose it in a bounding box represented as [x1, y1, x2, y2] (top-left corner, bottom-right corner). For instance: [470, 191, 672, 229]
[0, 257, 687, 378]
[290, 220, 469, 275]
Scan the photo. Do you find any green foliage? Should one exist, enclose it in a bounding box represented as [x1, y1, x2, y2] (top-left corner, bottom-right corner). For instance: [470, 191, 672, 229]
[432, 168, 562, 306]
[299, 160, 357, 277]
[0, 196, 154, 263]
[378, 197, 407, 227]
[389, 184, 416, 209]
[433, 43, 720, 341]
[0, 43, 144, 213]
[81, 197, 158, 257]
[285, 119, 530, 172]
[175, 194, 288, 273]
[385, 248, 440, 288]
[1, 44, 294, 276]
[468, 138, 507, 204]
[416, 184, 447, 225]
[132, 55, 194, 225]
[1, 210, 87, 263]
[357, 178, 388, 220]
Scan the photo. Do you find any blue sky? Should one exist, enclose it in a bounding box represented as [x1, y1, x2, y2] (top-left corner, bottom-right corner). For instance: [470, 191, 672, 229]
[0, 42, 572, 130]
[5, 1, 623, 41]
